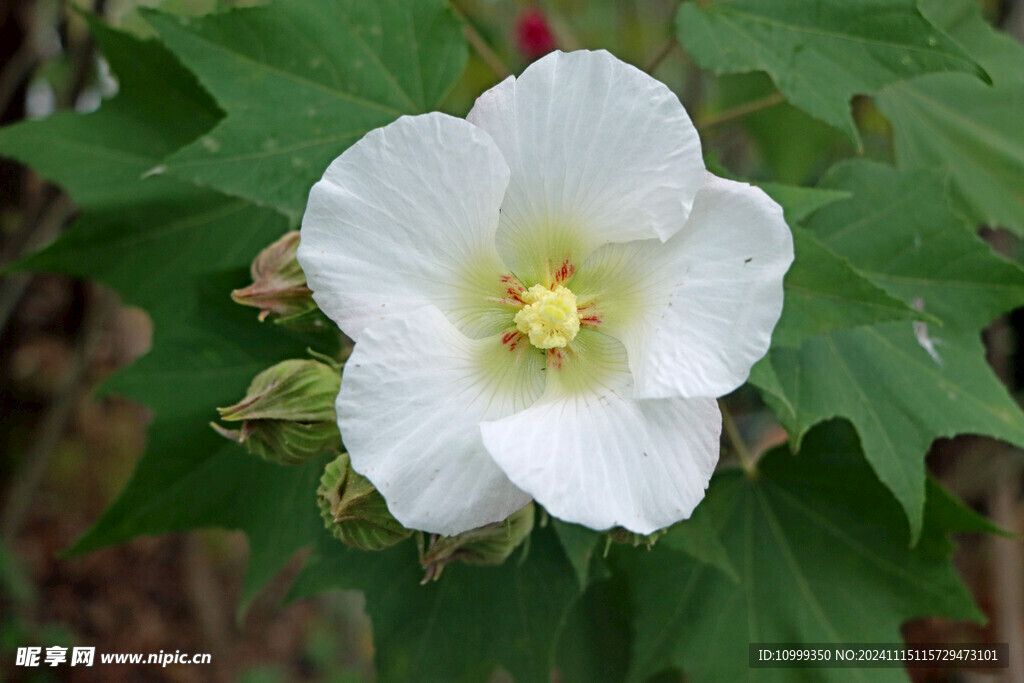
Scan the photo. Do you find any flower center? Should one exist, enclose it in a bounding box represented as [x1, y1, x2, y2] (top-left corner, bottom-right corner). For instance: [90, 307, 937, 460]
[514, 284, 580, 349]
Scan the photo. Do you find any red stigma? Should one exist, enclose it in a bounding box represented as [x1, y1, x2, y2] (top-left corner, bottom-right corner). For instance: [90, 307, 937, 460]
[502, 331, 521, 352]
[553, 259, 575, 284]
[499, 274, 525, 302]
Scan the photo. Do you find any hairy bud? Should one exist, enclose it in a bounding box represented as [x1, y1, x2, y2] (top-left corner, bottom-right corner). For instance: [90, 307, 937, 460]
[213, 358, 341, 465]
[515, 9, 556, 60]
[317, 453, 412, 551]
[419, 503, 534, 582]
[232, 231, 324, 328]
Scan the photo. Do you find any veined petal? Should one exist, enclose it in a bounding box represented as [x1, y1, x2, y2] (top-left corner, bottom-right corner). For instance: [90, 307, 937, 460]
[467, 50, 704, 288]
[571, 173, 793, 399]
[298, 112, 519, 341]
[338, 306, 543, 536]
[481, 330, 720, 533]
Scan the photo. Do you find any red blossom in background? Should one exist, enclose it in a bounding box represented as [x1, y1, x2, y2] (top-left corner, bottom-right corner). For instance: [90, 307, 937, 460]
[515, 8, 556, 60]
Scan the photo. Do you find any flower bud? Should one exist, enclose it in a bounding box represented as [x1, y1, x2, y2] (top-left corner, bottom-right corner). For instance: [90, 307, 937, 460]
[605, 526, 667, 549]
[232, 231, 324, 328]
[213, 358, 341, 465]
[317, 453, 411, 551]
[419, 503, 535, 582]
[515, 9, 556, 61]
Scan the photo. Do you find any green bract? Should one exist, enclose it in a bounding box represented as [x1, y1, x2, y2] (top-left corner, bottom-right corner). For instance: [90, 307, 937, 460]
[215, 359, 342, 465]
[231, 230, 322, 328]
[418, 503, 535, 582]
[317, 453, 412, 551]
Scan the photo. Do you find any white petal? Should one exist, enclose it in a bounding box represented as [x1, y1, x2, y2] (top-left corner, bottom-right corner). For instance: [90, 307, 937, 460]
[298, 112, 519, 341]
[571, 173, 793, 399]
[480, 331, 720, 533]
[338, 306, 543, 535]
[467, 50, 704, 288]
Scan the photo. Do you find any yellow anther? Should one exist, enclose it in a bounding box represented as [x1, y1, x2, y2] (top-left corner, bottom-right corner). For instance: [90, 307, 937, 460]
[514, 284, 580, 349]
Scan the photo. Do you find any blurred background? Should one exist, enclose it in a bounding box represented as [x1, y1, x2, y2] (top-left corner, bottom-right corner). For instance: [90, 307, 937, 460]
[1, 0, 1022, 680]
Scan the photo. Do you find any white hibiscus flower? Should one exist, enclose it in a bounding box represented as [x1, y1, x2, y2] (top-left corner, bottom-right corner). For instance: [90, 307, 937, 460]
[298, 50, 793, 537]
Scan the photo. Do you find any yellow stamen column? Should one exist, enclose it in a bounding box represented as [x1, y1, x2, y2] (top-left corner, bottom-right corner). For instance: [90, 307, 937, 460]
[514, 284, 581, 349]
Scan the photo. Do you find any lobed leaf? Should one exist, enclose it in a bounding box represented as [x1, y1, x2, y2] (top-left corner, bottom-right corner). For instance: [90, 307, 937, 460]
[676, 0, 985, 142]
[622, 422, 983, 683]
[289, 525, 579, 683]
[772, 226, 927, 348]
[877, 0, 1024, 236]
[752, 161, 1024, 540]
[147, 0, 468, 220]
[0, 22, 325, 602]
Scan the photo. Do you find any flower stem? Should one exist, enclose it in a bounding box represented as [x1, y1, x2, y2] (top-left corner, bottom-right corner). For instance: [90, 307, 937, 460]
[718, 398, 758, 477]
[696, 92, 786, 131]
[643, 36, 678, 74]
[450, 1, 510, 79]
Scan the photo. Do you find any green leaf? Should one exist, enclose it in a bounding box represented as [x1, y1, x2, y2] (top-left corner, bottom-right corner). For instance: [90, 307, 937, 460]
[917, 479, 1013, 560]
[17, 197, 287, 309]
[147, 0, 467, 220]
[0, 23, 326, 602]
[622, 422, 983, 683]
[289, 525, 579, 683]
[747, 182, 926, 348]
[0, 17, 219, 212]
[676, 0, 985, 142]
[773, 226, 926, 347]
[0, 19, 284, 307]
[809, 162, 1024, 340]
[752, 161, 1024, 540]
[876, 0, 1024, 235]
[555, 576, 632, 683]
[757, 182, 850, 225]
[658, 508, 737, 583]
[78, 275, 331, 601]
[715, 73, 855, 185]
[551, 519, 604, 588]
[552, 511, 738, 590]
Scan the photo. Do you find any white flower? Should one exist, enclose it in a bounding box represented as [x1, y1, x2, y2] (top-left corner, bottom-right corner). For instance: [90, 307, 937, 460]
[298, 50, 793, 536]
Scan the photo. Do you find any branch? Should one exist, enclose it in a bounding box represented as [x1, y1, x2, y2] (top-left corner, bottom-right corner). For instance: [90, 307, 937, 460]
[718, 398, 758, 477]
[696, 92, 785, 131]
[0, 285, 118, 539]
[449, 1, 509, 79]
[644, 36, 677, 74]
